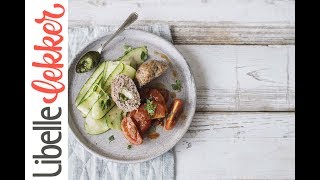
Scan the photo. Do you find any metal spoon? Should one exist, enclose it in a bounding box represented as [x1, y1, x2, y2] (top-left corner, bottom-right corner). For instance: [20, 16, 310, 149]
[76, 12, 139, 73]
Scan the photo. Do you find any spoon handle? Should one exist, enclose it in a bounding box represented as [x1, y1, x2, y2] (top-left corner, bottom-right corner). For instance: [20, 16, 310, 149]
[99, 12, 138, 52]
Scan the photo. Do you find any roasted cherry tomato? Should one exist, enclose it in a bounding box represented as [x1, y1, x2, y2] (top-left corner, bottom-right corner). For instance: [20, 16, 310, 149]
[139, 88, 169, 103]
[127, 110, 136, 118]
[138, 88, 150, 102]
[121, 117, 143, 145]
[131, 104, 152, 133]
[152, 102, 166, 119]
[165, 99, 184, 130]
[149, 89, 166, 105]
[158, 88, 169, 103]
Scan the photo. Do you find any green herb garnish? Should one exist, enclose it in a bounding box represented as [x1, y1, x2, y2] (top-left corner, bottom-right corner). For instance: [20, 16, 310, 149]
[106, 99, 111, 107]
[100, 100, 105, 109]
[145, 99, 157, 116]
[100, 98, 111, 109]
[140, 51, 147, 61]
[127, 145, 132, 149]
[108, 135, 115, 143]
[171, 80, 182, 92]
[119, 93, 129, 102]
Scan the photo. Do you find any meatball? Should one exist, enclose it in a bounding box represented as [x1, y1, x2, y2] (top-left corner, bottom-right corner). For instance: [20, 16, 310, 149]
[135, 60, 168, 87]
[111, 74, 140, 112]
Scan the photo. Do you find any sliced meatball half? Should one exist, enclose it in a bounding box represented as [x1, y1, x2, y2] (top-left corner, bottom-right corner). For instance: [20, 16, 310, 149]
[135, 60, 168, 87]
[111, 74, 140, 112]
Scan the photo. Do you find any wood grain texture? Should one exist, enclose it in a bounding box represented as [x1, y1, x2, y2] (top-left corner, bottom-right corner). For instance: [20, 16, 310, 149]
[176, 45, 295, 111]
[69, 0, 295, 45]
[169, 21, 294, 45]
[69, 21, 294, 45]
[175, 112, 295, 180]
[69, 0, 295, 23]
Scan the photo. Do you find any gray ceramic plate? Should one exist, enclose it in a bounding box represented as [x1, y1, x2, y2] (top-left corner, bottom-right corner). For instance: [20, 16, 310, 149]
[68, 29, 196, 163]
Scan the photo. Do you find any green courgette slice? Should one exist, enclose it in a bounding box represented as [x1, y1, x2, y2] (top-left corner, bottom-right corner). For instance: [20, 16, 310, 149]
[102, 62, 124, 90]
[119, 46, 148, 69]
[75, 62, 106, 106]
[84, 110, 110, 135]
[91, 95, 115, 119]
[106, 106, 123, 130]
[77, 91, 101, 117]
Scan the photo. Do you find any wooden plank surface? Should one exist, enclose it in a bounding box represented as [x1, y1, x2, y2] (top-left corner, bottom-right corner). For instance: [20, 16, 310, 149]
[69, 0, 295, 23]
[176, 45, 295, 111]
[69, 0, 295, 179]
[169, 21, 294, 45]
[69, 21, 295, 45]
[175, 112, 295, 179]
[69, 0, 295, 45]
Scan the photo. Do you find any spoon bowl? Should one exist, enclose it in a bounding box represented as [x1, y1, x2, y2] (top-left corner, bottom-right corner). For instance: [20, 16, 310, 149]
[75, 12, 139, 73]
[76, 51, 101, 73]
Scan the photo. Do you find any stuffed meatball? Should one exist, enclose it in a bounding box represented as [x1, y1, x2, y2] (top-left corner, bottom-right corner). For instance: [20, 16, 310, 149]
[135, 60, 168, 87]
[111, 74, 140, 112]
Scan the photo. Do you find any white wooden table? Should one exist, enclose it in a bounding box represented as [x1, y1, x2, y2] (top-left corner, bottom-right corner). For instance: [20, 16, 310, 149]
[69, 0, 295, 179]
